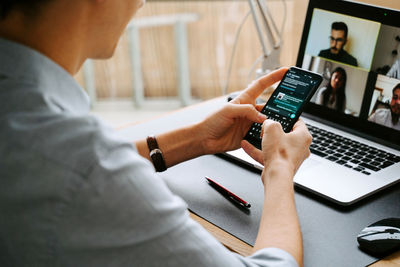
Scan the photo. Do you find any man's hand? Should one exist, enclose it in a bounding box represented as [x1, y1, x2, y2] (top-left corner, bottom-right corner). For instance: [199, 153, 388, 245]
[245, 119, 311, 267]
[242, 119, 312, 182]
[199, 68, 288, 155]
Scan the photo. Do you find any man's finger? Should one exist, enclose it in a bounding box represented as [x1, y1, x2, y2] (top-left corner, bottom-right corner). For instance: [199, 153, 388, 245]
[262, 120, 284, 140]
[290, 119, 309, 134]
[290, 119, 313, 145]
[256, 103, 265, 112]
[244, 67, 289, 100]
[226, 103, 266, 123]
[241, 140, 264, 165]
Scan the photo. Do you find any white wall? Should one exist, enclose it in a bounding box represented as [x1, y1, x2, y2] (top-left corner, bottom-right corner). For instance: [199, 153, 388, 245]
[304, 8, 381, 70]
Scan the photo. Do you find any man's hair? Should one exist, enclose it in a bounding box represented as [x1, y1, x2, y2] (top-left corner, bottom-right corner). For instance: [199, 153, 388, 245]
[0, 0, 50, 19]
[331, 22, 348, 38]
[391, 83, 400, 124]
[393, 83, 400, 94]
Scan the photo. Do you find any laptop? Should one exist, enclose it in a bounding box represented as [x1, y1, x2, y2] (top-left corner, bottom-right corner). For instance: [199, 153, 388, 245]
[224, 0, 400, 206]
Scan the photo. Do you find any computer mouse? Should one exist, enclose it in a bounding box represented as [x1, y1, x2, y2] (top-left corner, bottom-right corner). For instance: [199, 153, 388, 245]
[357, 218, 400, 257]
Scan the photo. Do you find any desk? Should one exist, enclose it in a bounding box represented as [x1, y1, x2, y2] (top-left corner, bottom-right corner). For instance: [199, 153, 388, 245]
[190, 213, 400, 267]
[117, 97, 400, 266]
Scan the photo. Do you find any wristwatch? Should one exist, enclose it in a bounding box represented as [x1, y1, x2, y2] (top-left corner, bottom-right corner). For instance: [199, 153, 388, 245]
[146, 135, 167, 172]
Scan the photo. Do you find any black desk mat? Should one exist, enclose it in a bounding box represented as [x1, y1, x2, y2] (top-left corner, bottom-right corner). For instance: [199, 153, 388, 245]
[117, 98, 400, 266]
[160, 155, 400, 267]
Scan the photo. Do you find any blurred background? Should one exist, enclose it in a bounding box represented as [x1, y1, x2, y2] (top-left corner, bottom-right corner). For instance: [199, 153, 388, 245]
[73, 0, 399, 128]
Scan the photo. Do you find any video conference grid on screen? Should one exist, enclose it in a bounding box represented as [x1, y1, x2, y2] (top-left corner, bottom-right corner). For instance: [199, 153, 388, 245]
[301, 8, 400, 132]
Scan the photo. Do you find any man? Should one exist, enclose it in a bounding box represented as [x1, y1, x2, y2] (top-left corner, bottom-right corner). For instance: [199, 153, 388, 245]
[318, 22, 358, 67]
[0, 0, 311, 266]
[369, 84, 400, 130]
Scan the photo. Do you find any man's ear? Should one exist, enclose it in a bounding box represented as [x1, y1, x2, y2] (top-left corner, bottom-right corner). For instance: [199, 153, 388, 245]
[343, 37, 347, 46]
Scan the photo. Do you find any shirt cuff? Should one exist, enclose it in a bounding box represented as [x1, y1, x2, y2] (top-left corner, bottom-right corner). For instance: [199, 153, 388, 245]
[246, 247, 299, 267]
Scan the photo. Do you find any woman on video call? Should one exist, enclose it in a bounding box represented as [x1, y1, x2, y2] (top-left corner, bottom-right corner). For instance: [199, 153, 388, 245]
[315, 67, 347, 112]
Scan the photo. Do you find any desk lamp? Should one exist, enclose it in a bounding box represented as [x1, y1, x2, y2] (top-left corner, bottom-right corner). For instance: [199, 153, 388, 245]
[224, 0, 286, 96]
[248, 0, 284, 77]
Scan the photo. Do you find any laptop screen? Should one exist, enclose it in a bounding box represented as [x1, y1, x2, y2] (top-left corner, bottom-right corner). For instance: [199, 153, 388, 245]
[296, 0, 400, 148]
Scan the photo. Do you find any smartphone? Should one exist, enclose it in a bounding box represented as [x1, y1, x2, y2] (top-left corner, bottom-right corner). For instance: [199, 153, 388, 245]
[244, 66, 322, 149]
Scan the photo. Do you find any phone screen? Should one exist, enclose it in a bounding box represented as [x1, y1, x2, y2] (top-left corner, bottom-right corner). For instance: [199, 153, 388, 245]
[245, 67, 322, 148]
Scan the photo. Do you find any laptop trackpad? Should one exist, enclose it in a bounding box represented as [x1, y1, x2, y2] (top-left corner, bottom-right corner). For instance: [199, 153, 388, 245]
[298, 157, 322, 171]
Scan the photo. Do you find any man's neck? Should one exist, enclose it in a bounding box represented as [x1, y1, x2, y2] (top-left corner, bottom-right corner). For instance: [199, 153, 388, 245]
[331, 49, 345, 57]
[0, 6, 88, 75]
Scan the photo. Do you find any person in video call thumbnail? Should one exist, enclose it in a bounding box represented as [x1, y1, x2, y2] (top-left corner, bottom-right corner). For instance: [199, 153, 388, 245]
[319, 22, 358, 67]
[369, 84, 400, 130]
[315, 67, 347, 112]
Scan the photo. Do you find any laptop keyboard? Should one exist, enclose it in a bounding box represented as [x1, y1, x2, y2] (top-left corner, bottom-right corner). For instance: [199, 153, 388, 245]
[307, 124, 400, 175]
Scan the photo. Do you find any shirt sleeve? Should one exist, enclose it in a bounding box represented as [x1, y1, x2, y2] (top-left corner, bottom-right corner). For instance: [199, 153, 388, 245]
[54, 136, 298, 267]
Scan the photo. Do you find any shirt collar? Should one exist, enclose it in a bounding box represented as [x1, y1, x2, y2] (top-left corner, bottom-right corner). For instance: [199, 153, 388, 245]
[0, 37, 90, 115]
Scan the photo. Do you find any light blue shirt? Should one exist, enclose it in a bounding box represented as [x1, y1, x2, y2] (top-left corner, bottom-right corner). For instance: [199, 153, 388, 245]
[0, 38, 298, 267]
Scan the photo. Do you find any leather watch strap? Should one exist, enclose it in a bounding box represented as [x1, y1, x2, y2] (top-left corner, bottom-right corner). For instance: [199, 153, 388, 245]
[146, 135, 167, 172]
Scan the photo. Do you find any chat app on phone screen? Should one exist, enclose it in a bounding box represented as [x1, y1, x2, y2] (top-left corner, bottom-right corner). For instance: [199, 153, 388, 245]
[263, 69, 319, 124]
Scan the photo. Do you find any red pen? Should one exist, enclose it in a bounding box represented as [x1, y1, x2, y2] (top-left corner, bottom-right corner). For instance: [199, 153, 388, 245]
[205, 176, 251, 208]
